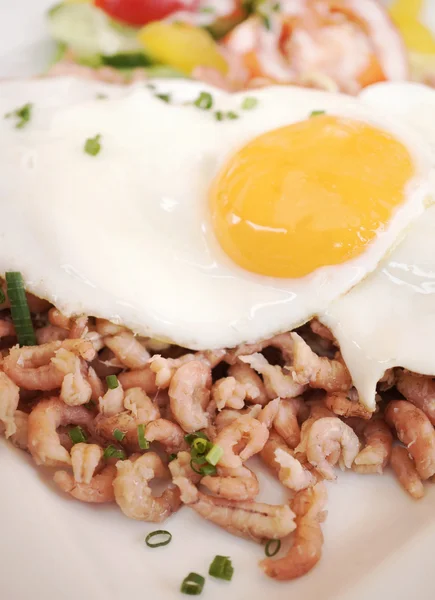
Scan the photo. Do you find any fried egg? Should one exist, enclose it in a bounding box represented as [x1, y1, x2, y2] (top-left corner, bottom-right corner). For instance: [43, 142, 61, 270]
[321, 82, 435, 410]
[0, 77, 432, 349]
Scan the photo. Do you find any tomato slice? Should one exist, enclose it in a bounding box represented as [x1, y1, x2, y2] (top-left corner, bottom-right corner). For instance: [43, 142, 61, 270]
[95, 0, 201, 27]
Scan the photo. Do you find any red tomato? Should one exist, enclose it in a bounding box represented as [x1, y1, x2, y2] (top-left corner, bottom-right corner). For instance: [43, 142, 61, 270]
[95, 0, 201, 27]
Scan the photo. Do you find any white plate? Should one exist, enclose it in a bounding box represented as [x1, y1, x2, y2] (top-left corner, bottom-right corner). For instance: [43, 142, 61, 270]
[1, 2, 435, 600]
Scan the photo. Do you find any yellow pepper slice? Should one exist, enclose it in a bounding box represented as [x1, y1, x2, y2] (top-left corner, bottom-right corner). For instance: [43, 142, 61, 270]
[138, 21, 228, 76]
[390, 0, 435, 54]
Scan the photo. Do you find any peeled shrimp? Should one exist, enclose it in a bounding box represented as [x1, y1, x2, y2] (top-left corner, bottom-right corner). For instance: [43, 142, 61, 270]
[105, 332, 150, 369]
[227, 333, 294, 365]
[201, 465, 259, 501]
[214, 414, 269, 468]
[87, 367, 105, 403]
[0, 320, 15, 339]
[53, 465, 116, 503]
[145, 419, 188, 454]
[261, 482, 327, 580]
[396, 371, 435, 425]
[0, 371, 20, 437]
[214, 405, 262, 433]
[99, 380, 124, 416]
[385, 400, 435, 480]
[123, 387, 160, 423]
[174, 476, 295, 542]
[390, 445, 424, 500]
[228, 362, 268, 406]
[168, 361, 212, 433]
[310, 319, 335, 342]
[290, 333, 352, 393]
[95, 318, 127, 337]
[168, 451, 202, 485]
[261, 431, 316, 491]
[212, 377, 246, 411]
[27, 397, 94, 466]
[353, 418, 393, 474]
[325, 392, 372, 420]
[305, 417, 360, 480]
[0, 409, 28, 450]
[258, 398, 281, 429]
[273, 397, 305, 449]
[94, 411, 143, 452]
[3, 339, 96, 391]
[71, 443, 103, 484]
[295, 400, 335, 457]
[114, 452, 181, 522]
[118, 366, 157, 394]
[51, 348, 92, 407]
[36, 325, 68, 344]
[149, 354, 196, 389]
[49, 309, 88, 339]
[240, 354, 306, 399]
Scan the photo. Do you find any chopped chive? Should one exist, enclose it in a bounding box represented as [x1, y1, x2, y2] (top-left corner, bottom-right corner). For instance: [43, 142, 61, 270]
[5, 272, 36, 346]
[265, 539, 281, 557]
[106, 374, 119, 389]
[209, 555, 234, 581]
[5, 102, 33, 129]
[113, 428, 125, 442]
[68, 426, 87, 445]
[190, 459, 217, 476]
[103, 444, 126, 460]
[96, 93, 107, 100]
[84, 133, 102, 156]
[155, 93, 171, 103]
[241, 97, 258, 110]
[137, 424, 149, 450]
[194, 91, 213, 110]
[168, 453, 177, 462]
[205, 445, 223, 466]
[215, 110, 239, 121]
[184, 432, 209, 446]
[145, 530, 172, 548]
[215, 110, 224, 121]
[310, 110, 325, 117]
[227, 111, 239, 120]
[181, 572, 205, 596]
[192, 437, 209, 455]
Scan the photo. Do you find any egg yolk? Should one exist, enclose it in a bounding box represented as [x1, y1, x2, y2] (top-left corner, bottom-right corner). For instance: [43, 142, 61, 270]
[209, 115, 414, 278]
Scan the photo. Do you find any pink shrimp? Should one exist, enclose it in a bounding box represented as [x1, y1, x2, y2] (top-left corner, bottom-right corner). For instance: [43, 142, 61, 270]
[396, 371, 435, 426]
[118, 366, 157, 394]
[273, 397, 306, 449]
[325, 391, 372, 420]
[3, 339, 96, 391]
[385, 400, 435, 480]
[227, 332, 294, 365]
[0, 371, 20, 437]
[36, 325, 69, 344]
[240, 353, 306, 399]
[353, 418, 393, 474]
[390, 445, 424, 500]
[201, 465, 259, 502]
[27, 397, 94, 466]
[0, 320, 15, 339]
[214, 414, 269, 469]
[261, 482, 327, 580]
[53, 465, 116, 503]
[212, 377, 246, 411]
[228, 361, 268, 406]
[290, 333, 352, 393]
[310, 319, 335, 342]
[144, 419, 188, 454]
[104, 332, 150, 369]
[168, 361, 212, 433]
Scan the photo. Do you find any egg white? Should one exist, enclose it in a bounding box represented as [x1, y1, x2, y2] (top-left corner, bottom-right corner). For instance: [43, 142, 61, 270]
[0, 77, 432, 350]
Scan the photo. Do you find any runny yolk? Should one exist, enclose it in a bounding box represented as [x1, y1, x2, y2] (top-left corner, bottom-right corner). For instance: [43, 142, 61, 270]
[209, 115, 414, 279]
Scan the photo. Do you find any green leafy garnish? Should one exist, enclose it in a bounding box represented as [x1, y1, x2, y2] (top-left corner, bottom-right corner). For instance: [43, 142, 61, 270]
[194, 91, 213, 110]
[5, 103, 33, 129]
[84, 134, 102, 156]
[103, 445, 126, 460]
[241, 97, 258, 110]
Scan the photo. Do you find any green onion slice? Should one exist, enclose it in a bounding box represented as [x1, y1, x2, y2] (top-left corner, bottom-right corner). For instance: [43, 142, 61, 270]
[5, 102, 33, 129]
[84, 133, 102, 156]
[137, 424, 150, 450]
[190, 460, 217, 476]
[68, 426, 87, 445]
[145, 530, 172, 548]
[192, 437, 209, 455]
[5, 272, 36, 346]
[241, 97, 258, 110]
[106, 374, 119, 389]
[264, 539, 281, 557]
[113, 428, 125, 442]
[194, 91, 213, 110]
[168, 453, 177, 462]
[181, 573, 205, 596]
[208, 555, 234, 581]
[184, 431, 209, 446]
[226, 111, 239, 120]
[103, 444, 126, 460]
[310, 110, 325, 117]
[205, 444, 223, 466]
[155, 93, 171, 103]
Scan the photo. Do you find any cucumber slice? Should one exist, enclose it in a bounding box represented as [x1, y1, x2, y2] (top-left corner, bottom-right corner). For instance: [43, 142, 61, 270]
[47, 3, 144, 59]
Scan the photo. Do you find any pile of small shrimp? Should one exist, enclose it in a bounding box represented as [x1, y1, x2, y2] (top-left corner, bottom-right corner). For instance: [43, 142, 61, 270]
[1, 286, 435, 583]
